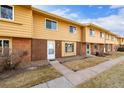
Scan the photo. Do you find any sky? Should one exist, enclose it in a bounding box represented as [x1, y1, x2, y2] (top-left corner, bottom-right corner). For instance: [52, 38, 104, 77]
[33, 5, 124, 36]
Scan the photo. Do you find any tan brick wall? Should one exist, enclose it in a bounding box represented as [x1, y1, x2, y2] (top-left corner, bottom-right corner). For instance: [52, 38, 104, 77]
[12, 38, 31, 62]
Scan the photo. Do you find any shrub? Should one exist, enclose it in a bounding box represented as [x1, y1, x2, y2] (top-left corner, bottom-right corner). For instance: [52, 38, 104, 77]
[0, 47, 28, 72]
[117, 47, 124, 52]
[95, 50, 105, 57]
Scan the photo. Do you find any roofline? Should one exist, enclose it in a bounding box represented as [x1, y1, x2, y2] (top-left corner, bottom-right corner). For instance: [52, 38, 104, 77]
[32, 7, 85, 27]
[84, 23, 120, 37]
[32, 6, 124, 39]
[119, 36, 124, 39]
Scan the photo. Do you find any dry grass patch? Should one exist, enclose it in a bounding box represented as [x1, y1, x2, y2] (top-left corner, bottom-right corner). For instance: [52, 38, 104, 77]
[105, 52, 124, 59]
[77, 62, 124, 88]
[0, 65, 62, 88]
[63, 52, 124, 71]
[63, 57, 109, 71]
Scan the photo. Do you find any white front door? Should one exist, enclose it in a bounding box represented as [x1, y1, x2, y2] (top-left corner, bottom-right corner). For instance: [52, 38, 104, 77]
[47, 41, 55, 60]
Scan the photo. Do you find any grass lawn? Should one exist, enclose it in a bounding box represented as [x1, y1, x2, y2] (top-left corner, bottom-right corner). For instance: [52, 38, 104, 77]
[77, 62, 124, 88]
[63, 52, 124, 71]
[0, 65, 62, 88]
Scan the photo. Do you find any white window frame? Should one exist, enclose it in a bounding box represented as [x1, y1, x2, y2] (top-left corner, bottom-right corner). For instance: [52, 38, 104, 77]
[89, 29, 95, 37]
[0, 39, 10, 54]
[100, 32, 104, 38]
[113, 37, 116, 41]
[69, 26, 76, 34]
[65, 43, 74, 52]
[45, 18, 58, 31]
[111, 36, 114, 41]
[0, 5, 14, 21]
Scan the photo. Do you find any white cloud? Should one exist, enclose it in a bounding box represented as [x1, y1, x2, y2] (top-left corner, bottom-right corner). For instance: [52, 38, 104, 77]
[110, 5, 124, 9]
[89, 5, 103, 9]
[88, 5, 93, 7]
[79, 8, 124, 36]
[98, 6, 103, 9]
[37, 6, 124, 37]
[51, 8, 79, 20]
[51, 7, 124, 36]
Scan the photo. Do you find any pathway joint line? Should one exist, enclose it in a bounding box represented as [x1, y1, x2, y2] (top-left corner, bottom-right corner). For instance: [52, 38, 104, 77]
[32, 56, 124, 88]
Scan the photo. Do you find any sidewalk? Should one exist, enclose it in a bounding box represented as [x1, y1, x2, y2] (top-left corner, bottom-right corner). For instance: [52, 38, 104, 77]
[32, 56, 124, 88]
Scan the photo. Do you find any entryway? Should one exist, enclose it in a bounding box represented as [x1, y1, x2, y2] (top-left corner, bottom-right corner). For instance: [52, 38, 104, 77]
[86, 43, 91, 56]
[47, 41, 55, 60]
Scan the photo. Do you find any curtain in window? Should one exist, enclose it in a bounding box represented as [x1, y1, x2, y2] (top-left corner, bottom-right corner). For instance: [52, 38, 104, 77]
[65, 43, 74, 52]
[69, 26, 76, 33]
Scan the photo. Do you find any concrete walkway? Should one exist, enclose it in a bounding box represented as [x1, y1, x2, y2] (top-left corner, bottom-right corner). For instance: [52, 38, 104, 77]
[32, 56, 124, 88]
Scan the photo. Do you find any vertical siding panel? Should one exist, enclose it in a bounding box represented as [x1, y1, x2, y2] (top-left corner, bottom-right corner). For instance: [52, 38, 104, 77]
[31, 39, 47, 61]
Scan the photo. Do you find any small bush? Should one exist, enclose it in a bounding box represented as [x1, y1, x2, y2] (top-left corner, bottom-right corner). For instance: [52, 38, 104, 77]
[117, 47, 124, 52]
[95, 50, 105, 57]
[0, 47, 28, 72]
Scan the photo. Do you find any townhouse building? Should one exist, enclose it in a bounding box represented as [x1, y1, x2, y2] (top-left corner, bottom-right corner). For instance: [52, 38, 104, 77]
[82, 23, 120, 56]
[0, 5, 123, 62]
[119, 37, 124, 47]
[32, 7, 83, 61]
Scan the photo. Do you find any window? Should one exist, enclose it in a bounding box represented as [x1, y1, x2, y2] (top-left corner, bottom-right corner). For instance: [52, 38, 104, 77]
[0, 5, 13, 20]
[114, 37, 116, 41]
[111, 36, 114, 41]
[87, 44, 90, 49]
[108, 44, 111, 50]
[100, 32, 104, 38]
[65, 43, 74, 52]
[48, 49, 54, 54]
[0, 40, 9, 55]
[94, 44, 98, 49]
[46, 19, 57, 30]
[69, 26, 76, 33]
[106, 34, 109, 40]
[89, 29, 95, 37]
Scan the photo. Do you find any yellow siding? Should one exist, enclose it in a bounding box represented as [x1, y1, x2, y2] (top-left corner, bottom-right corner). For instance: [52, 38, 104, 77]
[0, 6, 33, 38]
[0, 5, 122, 47]
[84, 26, 120, 45]
[106, 34, 120, 45]
[85, 27, 105, 43]
[33, 13, 82, 41]
[82, 27, 86, 42]
[62, 41, 76, 57]
[105, 33, 112, 44]
[120, 38, 124, 45]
